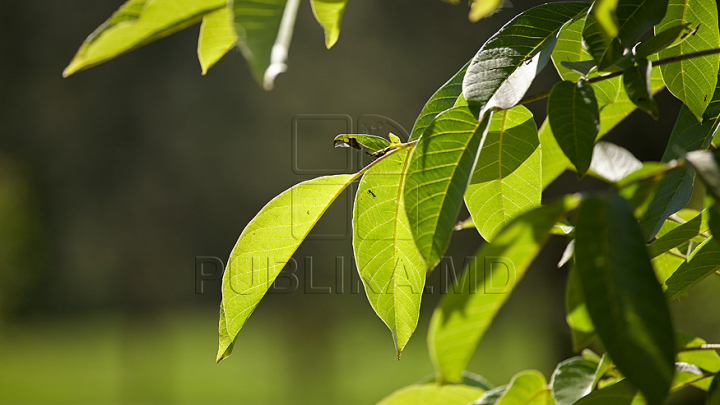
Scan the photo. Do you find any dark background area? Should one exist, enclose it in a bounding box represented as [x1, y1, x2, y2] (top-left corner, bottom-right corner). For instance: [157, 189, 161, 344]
[0, 0, 718, 403]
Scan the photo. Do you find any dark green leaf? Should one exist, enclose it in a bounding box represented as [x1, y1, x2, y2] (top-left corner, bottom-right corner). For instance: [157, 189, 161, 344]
[710, 202, 720, 239]
[428, 196, 580, 382]
[404, 107, 491, 269]
[656, 0, 720, 122]
[548, 80, 600, 177]
[333, 134, 390, 153]
[551, 357, 601, 405]
[409, 63, 468, 141]
[566, 265, 596, 352]
[640, 81, 720, 240]
[648, 209, 709, 258]
[582, 3, 624, 71]
[709, 374, 720, 405]
[233, 0, 300, 90]
[665, 236, 720, 300]
[463, 2, 589, 117]
[573, 379, 641, 405]
[560, 60, 597, 76]
[473, 386, 508, 405]
[635, 22, 694, 58]
[623, 57, 660, 119]
[465, 106, 541, 241]
[575, 193, 675, 405]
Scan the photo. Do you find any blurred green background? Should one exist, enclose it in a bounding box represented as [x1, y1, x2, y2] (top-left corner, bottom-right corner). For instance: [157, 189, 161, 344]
[0, 0, 719, 403]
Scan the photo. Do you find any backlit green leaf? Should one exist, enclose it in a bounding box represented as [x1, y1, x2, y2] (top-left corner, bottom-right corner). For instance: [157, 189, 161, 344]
[404, 107, 491, 269]
[377, 383, 485, 405]
[548, 79, 600, 177]
[575, 193, 675, 405]
[410, 63, 469, 142]
[473, 386, 508, 405]
[648, 209, 709, 258]
[573, 380, 642, 405]
[623, 57, 660, 119]
[428, 196, 580, 382]
[463, 2, 588, 117]
[64, 0, 225, 77]
[310, 0, 347, 49]
[665, 236, 720, 300]
[583, 0, 669, 71]
[218, 174, 357, 361]
[353, 148, 426, 356]
[656, 0, 720, 122]
[465, 106, 541, 241]
[676, 332, 720, 391]
[640, 81, 720, 240]
[494, 370, 552, 405]
[593, 0, 619, 38]
[551, 357, 601, 405]
[686, 150, 720, 201]
[469, 0, 503, 23]
[198, 7, 238, 75]
[566, 266, 596, 352]
[233, 0, 301, 90]
[539, 118, 572, 189]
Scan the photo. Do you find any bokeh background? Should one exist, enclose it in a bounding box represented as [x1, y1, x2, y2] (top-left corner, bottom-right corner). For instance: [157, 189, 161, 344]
[0, 0, 719, 403]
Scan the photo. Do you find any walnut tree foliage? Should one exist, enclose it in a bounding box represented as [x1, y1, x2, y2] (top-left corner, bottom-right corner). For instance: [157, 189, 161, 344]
[68, 0, 720, 404]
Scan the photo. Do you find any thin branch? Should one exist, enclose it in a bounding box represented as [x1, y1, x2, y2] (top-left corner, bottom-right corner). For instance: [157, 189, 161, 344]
[678, 344, 720, 352]
[517, 48, 720, 106]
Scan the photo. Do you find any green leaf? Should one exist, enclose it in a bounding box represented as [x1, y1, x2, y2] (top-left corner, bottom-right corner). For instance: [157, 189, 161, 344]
[656, 0, 720, 122]
[551, 357, 601, 405]
[473, 386, 508, 405]
[618, 162, 667, 218]
[218, 174, 357, 361]
[575, 193, 675, 405]
[198, 7, 238, 75]
[64, 0, 226, 77]
[404, 107, 491, 269]
[665, 236, 720, 300]
[552, 16, 622, 105]
[333, 134, 391, 154]
[377, 384, 485, 405]
[493, 370, 552, 405]
[647, 209, 709, 258]
[560, 60, 598, 76]
[462, 2, 589, 117]
[469, 0, 503, 23]
[310, 0, 347, 49]
[639, 82, 720, 240]
[233, 0, 301, 90]
[635, 22, 693, 58]
[566, 266, 596, 352]
[353, 148, 426, 356]
[465, 106, 541, 241]
[409, 63, 469, 142]
[651, 250, 686, 285]
[584, 0, 669, 71]
[548, 79, 600, 177]
[589, 141, 643, 183]
[686, 150, 720, 201]
[428, 196, 581, 382]
[623, 57, 660, 119]
[709, 374, 720, 405]
[676, 332, 720, 391]
[710, 202, 720, 239]
[597, 66, 665, 135]
[539, 119, 570, 188]
[573, 379, 642, 405]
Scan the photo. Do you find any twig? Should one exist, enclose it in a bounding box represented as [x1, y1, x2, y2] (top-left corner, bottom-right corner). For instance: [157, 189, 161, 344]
[678, 344, 720, 352]
[517, 48, 720, 106]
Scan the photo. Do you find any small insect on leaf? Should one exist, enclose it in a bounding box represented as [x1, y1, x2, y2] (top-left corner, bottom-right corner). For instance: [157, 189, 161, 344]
[368, 190, 376, 198]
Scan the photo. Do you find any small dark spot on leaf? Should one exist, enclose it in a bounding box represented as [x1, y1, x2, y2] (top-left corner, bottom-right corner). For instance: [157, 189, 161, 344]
[368, 190, 376, 198]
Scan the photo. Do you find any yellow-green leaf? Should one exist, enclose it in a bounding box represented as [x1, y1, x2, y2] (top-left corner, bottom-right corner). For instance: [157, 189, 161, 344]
[310, 0, 347, 49]
[198, 7, 238, 75]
